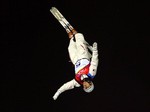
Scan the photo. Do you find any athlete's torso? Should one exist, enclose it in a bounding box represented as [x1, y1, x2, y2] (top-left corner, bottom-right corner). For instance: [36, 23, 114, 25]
[74, 58, 90, 84]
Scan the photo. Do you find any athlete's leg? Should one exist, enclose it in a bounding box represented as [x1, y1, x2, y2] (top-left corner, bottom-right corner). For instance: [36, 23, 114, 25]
[74, 33, 92, 59]
[68, 37, 78, 64]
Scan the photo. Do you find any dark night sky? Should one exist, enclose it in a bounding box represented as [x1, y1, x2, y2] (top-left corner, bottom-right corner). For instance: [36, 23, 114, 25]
[1, 0, 150, 112]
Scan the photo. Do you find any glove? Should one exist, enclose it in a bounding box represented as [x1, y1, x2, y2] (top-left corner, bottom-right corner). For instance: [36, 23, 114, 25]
[53, 92, 60, 100]
[92, 42, 98, 51]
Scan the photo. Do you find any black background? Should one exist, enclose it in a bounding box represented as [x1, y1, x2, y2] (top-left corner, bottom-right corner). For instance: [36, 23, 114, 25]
[1, 0, 150, 112]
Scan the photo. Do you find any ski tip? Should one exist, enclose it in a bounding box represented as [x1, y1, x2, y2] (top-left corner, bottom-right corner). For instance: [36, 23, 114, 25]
[50, 6, 57, 12]
[50, 9, 53, 13]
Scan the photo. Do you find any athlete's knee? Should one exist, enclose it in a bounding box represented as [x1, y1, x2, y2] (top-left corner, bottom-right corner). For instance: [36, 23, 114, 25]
[75, 33, 84, 38]
[75, 33, 85, 42]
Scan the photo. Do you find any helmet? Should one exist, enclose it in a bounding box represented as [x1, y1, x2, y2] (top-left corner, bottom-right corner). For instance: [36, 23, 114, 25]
[83, 81, 94, 93]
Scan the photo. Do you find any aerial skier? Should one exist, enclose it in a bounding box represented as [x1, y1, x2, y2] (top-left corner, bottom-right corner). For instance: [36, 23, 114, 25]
[50, 7, 99, 100]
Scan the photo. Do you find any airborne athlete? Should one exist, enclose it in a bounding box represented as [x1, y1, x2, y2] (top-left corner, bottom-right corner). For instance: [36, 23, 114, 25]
[50, 7, 99, 100]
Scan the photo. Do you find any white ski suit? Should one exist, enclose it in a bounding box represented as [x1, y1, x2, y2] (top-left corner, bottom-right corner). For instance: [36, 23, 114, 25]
[53, 33, 99, 100]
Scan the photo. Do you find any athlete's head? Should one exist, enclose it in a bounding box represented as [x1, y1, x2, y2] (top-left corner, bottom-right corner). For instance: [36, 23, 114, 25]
[83, 78, 94, 93]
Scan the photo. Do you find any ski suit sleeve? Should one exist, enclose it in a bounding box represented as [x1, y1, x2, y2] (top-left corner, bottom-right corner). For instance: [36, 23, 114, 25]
[88, 42, 99, 79]
[53, 79, 80, 100]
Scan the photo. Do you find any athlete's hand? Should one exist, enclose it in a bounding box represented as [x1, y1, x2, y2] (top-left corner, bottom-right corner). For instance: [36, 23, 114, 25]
[53, 92, 59, 100]
[92, 42, 98, 51]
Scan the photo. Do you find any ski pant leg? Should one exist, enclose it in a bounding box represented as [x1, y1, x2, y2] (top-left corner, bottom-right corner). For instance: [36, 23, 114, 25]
[68, 37, 78, 64]
[74, 33, 92, 59]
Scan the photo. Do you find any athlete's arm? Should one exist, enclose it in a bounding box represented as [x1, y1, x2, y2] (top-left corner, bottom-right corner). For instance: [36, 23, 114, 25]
[53, 79, 80, 100]
[88, 42, 99, 78]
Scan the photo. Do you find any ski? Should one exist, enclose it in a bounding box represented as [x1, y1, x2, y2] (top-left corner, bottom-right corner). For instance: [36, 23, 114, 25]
[50, 7, 74, 31]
